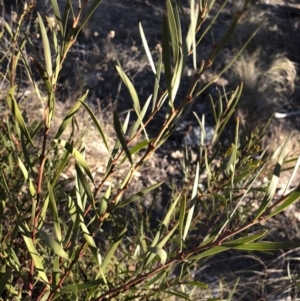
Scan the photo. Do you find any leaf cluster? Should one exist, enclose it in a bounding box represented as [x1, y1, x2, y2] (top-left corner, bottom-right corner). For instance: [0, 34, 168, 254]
[0, 0, 299, 300]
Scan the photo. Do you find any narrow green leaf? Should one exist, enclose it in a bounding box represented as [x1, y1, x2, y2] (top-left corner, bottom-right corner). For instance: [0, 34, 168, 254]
[157, 194, 181, 233]
[101, 227, 127, 273]
[39, 230, 69, 260]
[60, 279, 103, 293]
[29, 55, 53, 97]
[22, 234, 49, 283]
[6, 87, 34, 147]
[140, 223, 148, 254]
[75, 164, 96, 211]
[148, 247, 167, 265]
[266, 186, 300, 219]
[204, 149, 212, 188]
[18, 156, 28, 179]
[113, 110, 133, 164]
[50, 149, 70, 186]
[80, 222, 100, 265]
[74, 0, 103, 40]
[191, 162, 199, 199]
[52, 256, 60, 289]
[37, 13, 52, 76]
[171, 51, 184, 102]
[47, 183, 62, 242]
[3, 284, 20, 301]
[18, 157, 36, 198]
[166, 0, 179, 63]
[223, 231, 268, 245]
[191, 245, 230, 260]
[165, 290, 191, 300]
[130, 139, 155, 156]
[142, 270, 167, 288]
[98, 198, 107, 216]
[130, 94, 152, 141]
[63, 197, 78, 249]
[284, 156, 300, 194]
[53, 139, 94, 183]
[209, 95, 218, 124]
[8, 247, 21, 270]
[183, 202, 194, 242]
[50, 0, 63, 34]
[0, 201, 5, 223]
[193, 112, 207, 146]
[256, 136, 291, 219]
[232, 242, 300, 251]
[162, 13, 172, 101]
[226, 143, 237, 175]
[122, 111, 131, 134]
[179, 195, 186, 251]
[117, 182, 163, 208]
[152, 50, 163, 112]
[220, 164, 266, 236]
[55, 91, 88, 139]
[116, 66, 140, 114]
[191, 0, 198, 70]
[20, 134, 36, 174]
[186, 281, 208, 288]
[139, 22, 156, 74]
[156, 224, 178, 249]
[141, 224, 178, 273]
[183, 163, 199, 241]
[38, 193, 49, 232]
[80, 100, 110, 153]
[75, 155, 88, 212]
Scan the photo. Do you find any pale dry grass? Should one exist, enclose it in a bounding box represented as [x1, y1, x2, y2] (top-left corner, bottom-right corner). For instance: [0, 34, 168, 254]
[232, 52, 297, 151]
[205, 1, 300, 180]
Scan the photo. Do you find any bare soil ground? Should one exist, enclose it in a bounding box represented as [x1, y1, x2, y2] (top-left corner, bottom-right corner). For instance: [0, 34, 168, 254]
[2, 0, 300, 299]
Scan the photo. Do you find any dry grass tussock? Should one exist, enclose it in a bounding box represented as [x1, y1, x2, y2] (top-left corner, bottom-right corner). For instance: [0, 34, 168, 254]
[212, 1, 300, 159]
[232, 52, 297, 151]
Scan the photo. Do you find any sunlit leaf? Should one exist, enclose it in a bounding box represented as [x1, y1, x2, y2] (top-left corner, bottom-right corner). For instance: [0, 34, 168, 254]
[162, 14, 172, 101]
[266, 186, 300, 219]
[139, 22, 156, 74]
[113, 110, 133, 164]
[76, 164, 96, 211]
[53, 139, 94, 183]
[179, 195, 186, 251]
[6, 87, 34, 147]
[47, 183, 62, 242]
[37, 13, 52, 77]
[39, 230, 69, 260]
[22, 234, 49, 284]
[256, 136, 291, 219]
[148, 247, 167, 265]
[232, 242, 300, 251]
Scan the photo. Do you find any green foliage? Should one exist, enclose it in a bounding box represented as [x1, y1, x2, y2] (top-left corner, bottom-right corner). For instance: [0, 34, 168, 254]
[0, 0, 299, 300]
